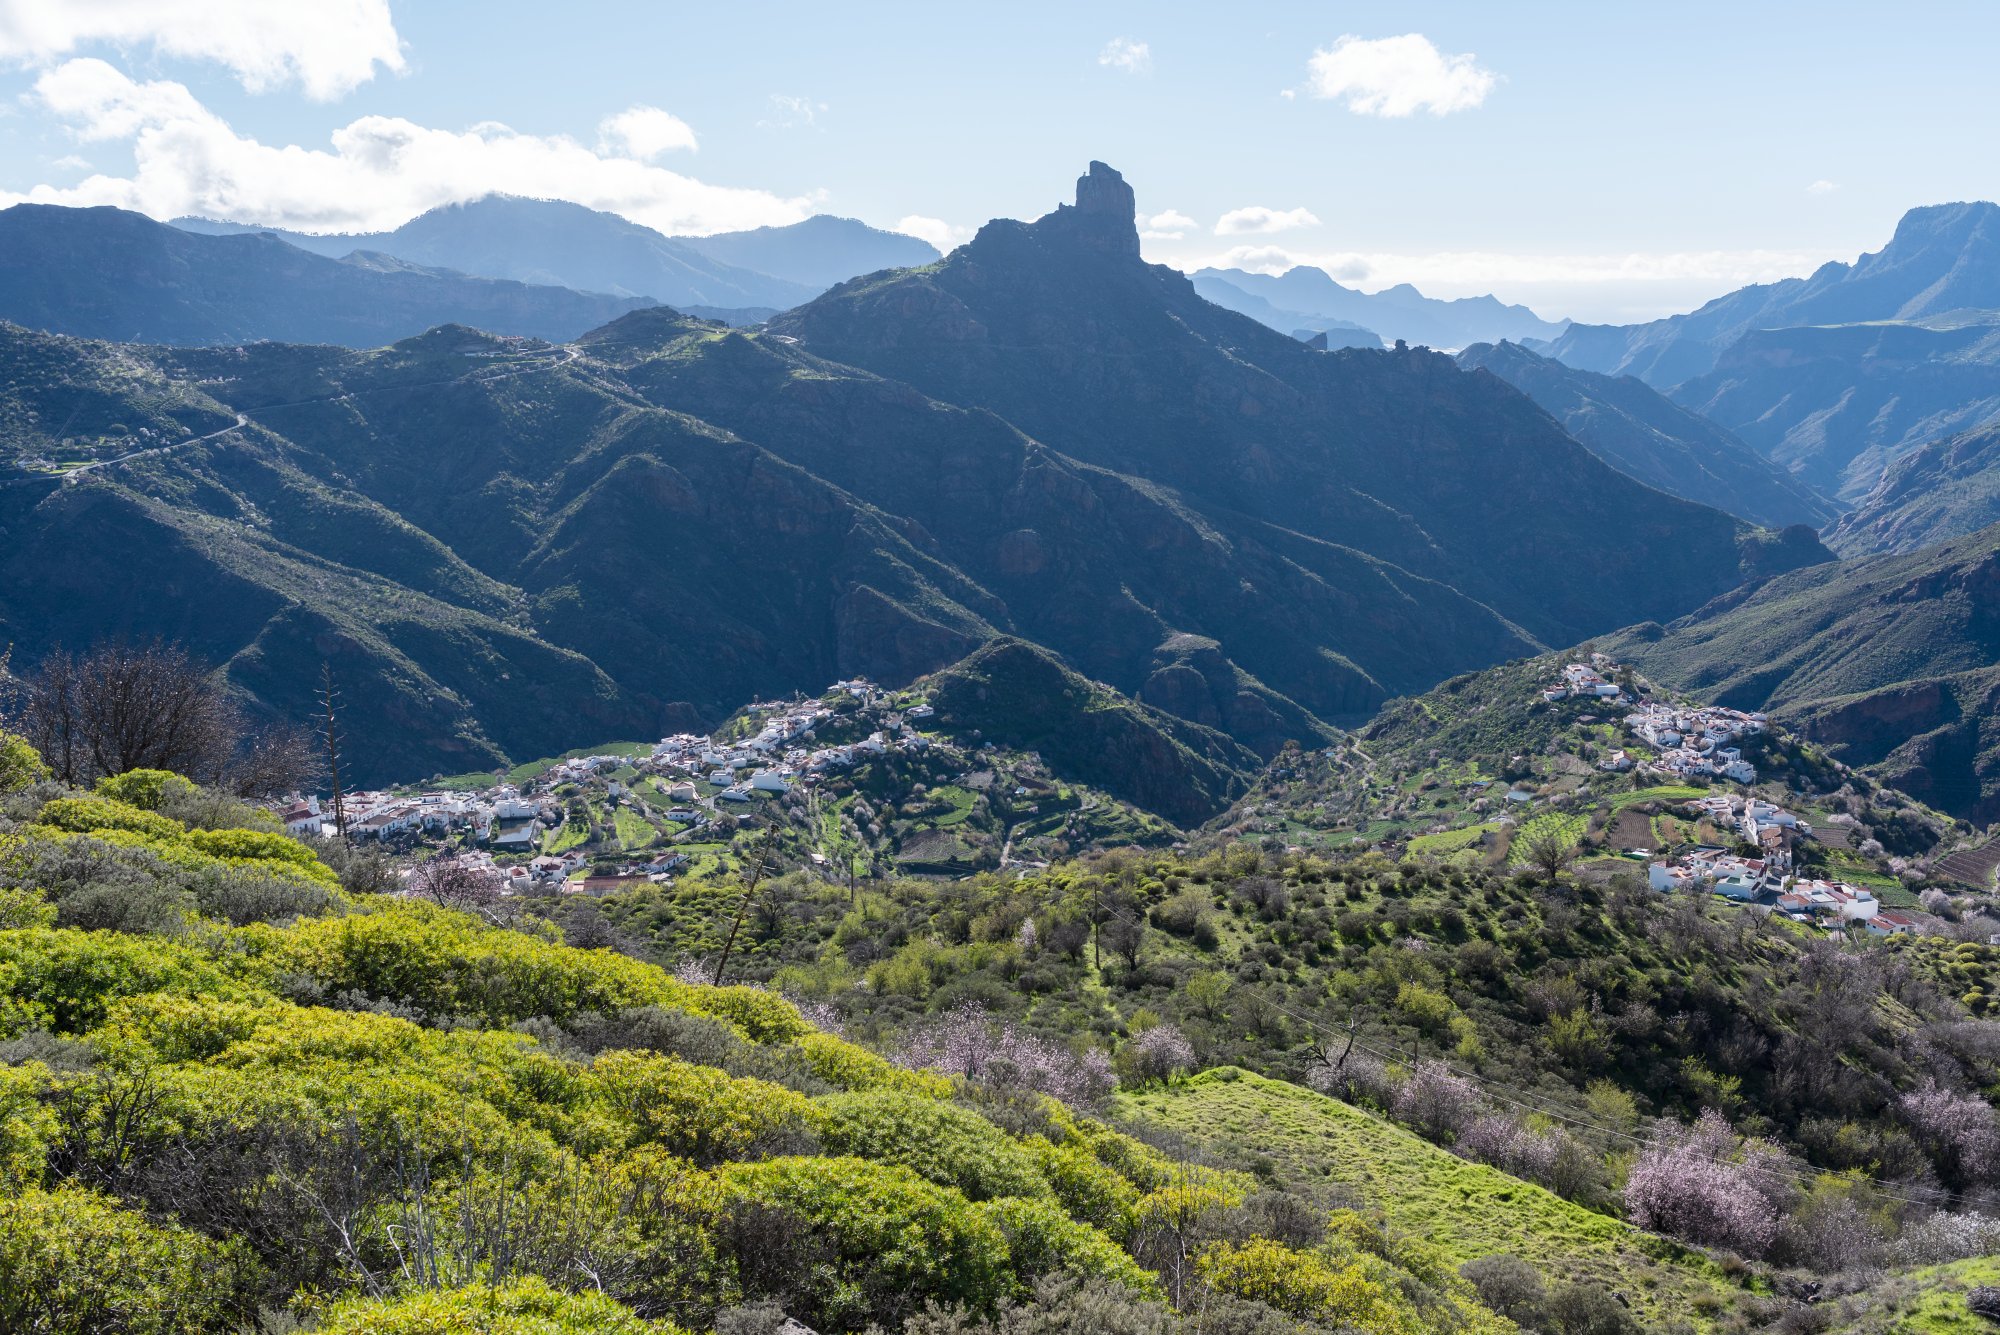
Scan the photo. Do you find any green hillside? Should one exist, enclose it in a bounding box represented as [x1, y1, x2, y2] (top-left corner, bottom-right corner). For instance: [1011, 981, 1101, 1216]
[0, 745, 1514, 1335]
[1119, 1070, 1737, 1328]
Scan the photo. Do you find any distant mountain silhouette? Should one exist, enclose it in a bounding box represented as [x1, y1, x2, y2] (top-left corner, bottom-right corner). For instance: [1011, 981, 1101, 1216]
[1541, 202, 2000, 387]
[1193, 265, 1565, 350]
[0, 204, 652, 346]
[174, 196, 813, 309]
[1458, 340, 1837, 530]
[675, 214, 941, 290]
[174, 197, 941, 311]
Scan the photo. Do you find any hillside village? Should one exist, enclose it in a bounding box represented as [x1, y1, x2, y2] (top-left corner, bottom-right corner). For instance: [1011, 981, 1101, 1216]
[286, 676, 1171, 898]
[1200, 650, 2000, 943]
[265, 645, 1998, 945]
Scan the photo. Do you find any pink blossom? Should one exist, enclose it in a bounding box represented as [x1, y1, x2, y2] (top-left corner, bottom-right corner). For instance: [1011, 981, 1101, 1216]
[896, 1003, 1115, 1109]
[1625, 1110, 1781, 1257]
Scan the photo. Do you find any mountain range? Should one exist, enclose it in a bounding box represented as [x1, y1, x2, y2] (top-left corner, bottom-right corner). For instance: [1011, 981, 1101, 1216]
[1456, 340, 1837, 529]
[1672, 308, 2000, 501]
[1539, 201, 2000, 387]
[0, 162, 1825, 806]
[1192, 264, 1567, 350]
[174, 195, 941, 313]
[0, 204, 655, 346]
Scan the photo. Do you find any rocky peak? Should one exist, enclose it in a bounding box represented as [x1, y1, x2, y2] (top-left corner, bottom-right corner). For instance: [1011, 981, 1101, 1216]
[1029, 161, 1140, 258]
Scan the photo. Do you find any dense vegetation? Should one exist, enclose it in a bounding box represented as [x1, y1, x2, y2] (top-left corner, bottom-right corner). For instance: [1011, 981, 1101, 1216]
[0, 735, 1548, 1334]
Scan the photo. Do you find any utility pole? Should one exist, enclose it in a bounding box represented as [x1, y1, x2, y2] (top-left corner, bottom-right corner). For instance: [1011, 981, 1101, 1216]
[318, 663, 348, 840]
[712, 822, 780, 987]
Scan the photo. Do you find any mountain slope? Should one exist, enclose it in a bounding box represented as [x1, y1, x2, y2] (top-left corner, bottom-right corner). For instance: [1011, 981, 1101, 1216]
[0, 322, 1013, 784]
[1457, 340, 1838, 529]
[1826, 420, 2000, 555]
[1541, 201, 2000, 387]
[1670, 309, 2000, 501]
[0, 205, 653, 347]
[1606, 524, 2000, 819]
[1192, 265, 1565, 349]
[1120, 1071, 1733, 1331]
[594, 308, 1537, 729]
[776, 162, 1829, 652]
[921, 639, 1256, 826]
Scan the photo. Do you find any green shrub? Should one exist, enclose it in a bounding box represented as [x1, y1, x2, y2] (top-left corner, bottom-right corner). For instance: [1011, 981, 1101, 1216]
[718, 1155, 1013, 1326]
[313, 1276, 684, 1334]
[811, 1089, 1052, 1202]
[0, 928, 247, 1035]
[34, 796, 184, 843]
[1020, 1136, 1141, 1238]
[792, 1029, 952, 1096]
[253, 903, 807, 1038]
[591, 1050, 815, 1165]
[1196, 1237, 1433, 1332]
[4, 835, 196, 934]
[186, 827, 333, 878]
[0, 1185, 242, 1335]
[0, 731, 49, 794]
[974, 1195, 1159, 1297]
[93, 770, 195, 812]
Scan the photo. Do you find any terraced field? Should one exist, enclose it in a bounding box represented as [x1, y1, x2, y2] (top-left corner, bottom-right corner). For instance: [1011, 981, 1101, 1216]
[1935, 834, 2000, 889]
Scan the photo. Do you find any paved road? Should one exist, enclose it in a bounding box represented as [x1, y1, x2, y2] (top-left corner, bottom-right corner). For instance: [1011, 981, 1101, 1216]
[63, 412, 249, 484]
[31, 343, 582, 487]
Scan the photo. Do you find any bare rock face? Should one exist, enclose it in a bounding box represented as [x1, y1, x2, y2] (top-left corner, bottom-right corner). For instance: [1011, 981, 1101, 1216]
[1035, 160, 1141, 258]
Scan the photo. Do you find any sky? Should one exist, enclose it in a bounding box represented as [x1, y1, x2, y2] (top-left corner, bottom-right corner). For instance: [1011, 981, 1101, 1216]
[1, 1, 1997, 323]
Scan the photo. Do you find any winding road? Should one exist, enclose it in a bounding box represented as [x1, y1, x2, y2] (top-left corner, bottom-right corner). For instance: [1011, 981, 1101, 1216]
[26, 343, 583, 487]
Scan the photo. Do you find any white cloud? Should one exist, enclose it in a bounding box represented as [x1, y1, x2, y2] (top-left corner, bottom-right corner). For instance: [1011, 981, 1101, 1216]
[49, 153, 90, 170]
[760, 94, 825, 130]
[1305, 34, 1495, 117]
[596, 105, 697, 160]
[1215, 205, 1320, 236]
[1211, 244, 1300, 275]
[894, 214, 970, 252]
[1806, 179, 1838, 195]
[12, 59, 814, 235]
[1139, 208, 1196, 240]
[1098, 37, 1151, 74]
[0, 0, 403, 99]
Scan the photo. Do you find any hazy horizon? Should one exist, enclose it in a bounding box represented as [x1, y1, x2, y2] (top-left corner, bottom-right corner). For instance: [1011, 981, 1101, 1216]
[2, 1, 1994, 323]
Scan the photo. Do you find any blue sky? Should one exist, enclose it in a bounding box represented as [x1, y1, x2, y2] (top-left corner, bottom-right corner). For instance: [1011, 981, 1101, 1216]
[1, 1, 1996, 321]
